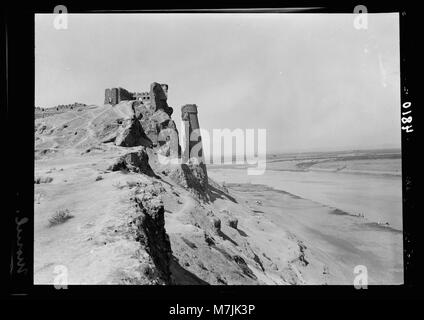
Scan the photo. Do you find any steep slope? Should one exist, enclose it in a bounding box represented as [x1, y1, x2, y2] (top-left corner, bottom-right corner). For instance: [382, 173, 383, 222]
[36, 99, 371, 285]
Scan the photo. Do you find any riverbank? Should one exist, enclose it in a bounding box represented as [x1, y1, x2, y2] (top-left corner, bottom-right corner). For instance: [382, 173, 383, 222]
[219, 181, 403, 284]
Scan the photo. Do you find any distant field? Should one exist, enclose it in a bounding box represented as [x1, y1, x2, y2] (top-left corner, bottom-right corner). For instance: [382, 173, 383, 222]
[210, 149, 402, 176]
[208, 149, 403, 229]
[309, 158, 401, 175]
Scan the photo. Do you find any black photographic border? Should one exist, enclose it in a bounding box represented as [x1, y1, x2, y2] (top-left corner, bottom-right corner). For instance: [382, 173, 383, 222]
[4, 1, 421, 304]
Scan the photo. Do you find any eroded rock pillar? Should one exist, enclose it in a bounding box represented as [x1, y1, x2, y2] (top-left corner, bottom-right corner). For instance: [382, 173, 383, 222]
[181, 104, 203, 164]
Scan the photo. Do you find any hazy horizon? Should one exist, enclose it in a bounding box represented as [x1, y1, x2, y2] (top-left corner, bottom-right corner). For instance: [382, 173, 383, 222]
[35, 13, 401, 154]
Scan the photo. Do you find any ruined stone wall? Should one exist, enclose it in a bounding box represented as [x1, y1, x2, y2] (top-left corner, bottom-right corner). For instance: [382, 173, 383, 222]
[105, 83, 169, 107]
[105, 87, 154, 106]
[104, 88, 111, 104]
[34, 103, 88, 119]
[181, 104, 205, 166]
[105, 87, 133, 105]
[133, 91, 151, 103]
[118, 87, 134, 102]
[176, 104, 208, 194]
[110, 88, 119, 105]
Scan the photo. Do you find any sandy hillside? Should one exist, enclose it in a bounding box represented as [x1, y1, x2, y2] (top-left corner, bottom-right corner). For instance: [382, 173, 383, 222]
[34, 102, 402, 285]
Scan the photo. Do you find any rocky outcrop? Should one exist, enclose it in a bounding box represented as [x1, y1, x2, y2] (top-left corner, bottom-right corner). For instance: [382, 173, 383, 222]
[101, 84, 181, 155]
[136, 101, 181, 156]
[150, 82, 173, 116]
[227, 217, 238, 229]
[181, 104, 208, 184]
[211, 217, 221, 233]
[115, 117, 153, 148]
[128, 185, 172, 284]
[157, 125, 181, 158]
[108, 148, 156, 176]
[150, 109, 170, 126]
[169, 163, 209, 199]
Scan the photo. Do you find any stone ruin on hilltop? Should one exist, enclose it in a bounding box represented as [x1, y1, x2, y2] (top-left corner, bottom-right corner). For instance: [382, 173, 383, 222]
[104, 82, 208, 193]
[104, 83, 169, 109]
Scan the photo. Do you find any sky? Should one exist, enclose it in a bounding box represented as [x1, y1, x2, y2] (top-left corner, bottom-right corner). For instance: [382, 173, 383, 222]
[35, 13, 400, 153]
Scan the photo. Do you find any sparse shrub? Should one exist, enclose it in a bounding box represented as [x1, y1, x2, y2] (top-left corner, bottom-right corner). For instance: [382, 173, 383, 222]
[48, 209, 74, 227]
[34, 176, 53, 184]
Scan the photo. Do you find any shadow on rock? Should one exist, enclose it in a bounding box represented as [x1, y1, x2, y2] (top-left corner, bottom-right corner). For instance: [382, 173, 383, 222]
[237, 229, 248, 237]
[169, 256, 209, 285]
[208, 185, 237, 203]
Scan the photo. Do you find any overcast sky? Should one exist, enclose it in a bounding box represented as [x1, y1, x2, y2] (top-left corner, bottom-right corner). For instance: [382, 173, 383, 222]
[35, 13, 400, 153]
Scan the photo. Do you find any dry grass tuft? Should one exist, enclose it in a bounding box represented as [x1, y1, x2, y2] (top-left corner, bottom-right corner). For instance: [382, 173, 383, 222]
[48, 209, 74, 227]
